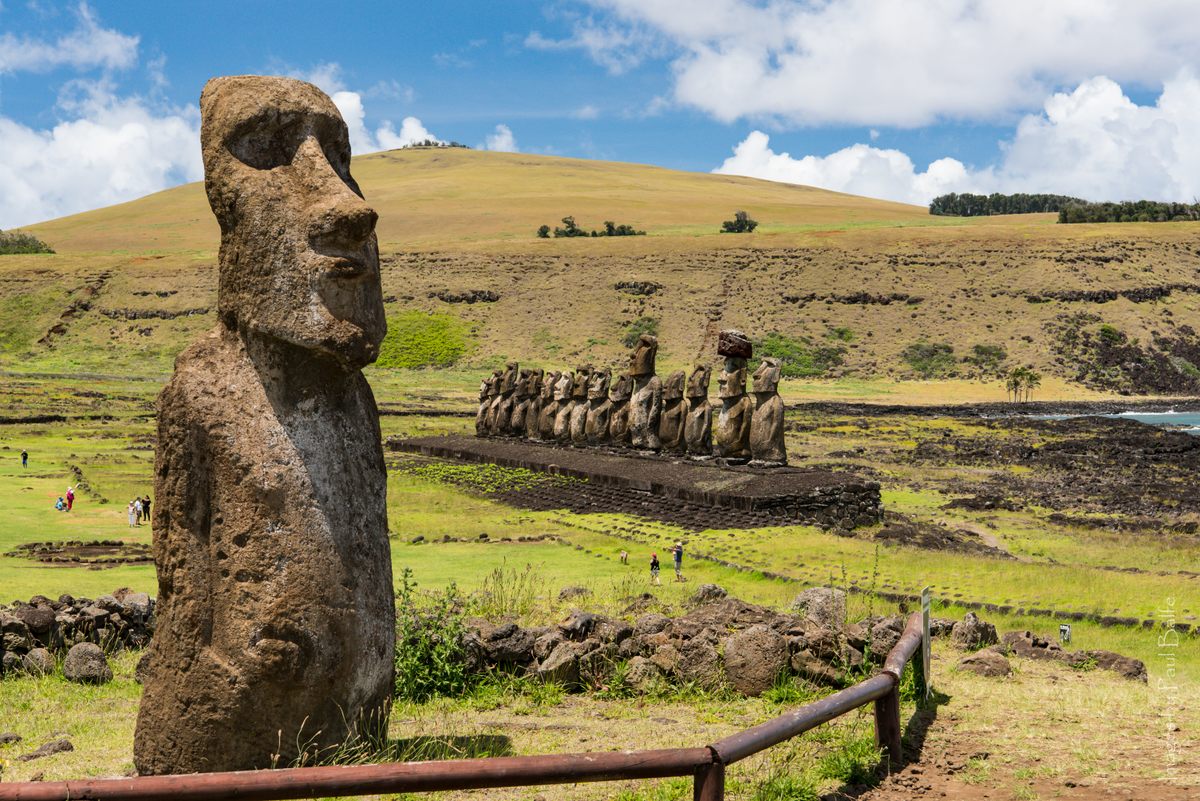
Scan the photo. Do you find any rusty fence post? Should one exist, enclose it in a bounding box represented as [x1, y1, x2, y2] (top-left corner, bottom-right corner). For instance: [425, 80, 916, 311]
[873, 682, 902, 769]
[694, 760, 725, 801]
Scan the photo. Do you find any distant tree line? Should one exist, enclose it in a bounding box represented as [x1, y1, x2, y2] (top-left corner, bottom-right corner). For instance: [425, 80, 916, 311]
[399, 140, 470, 149]
[536, 216, 645, 238]
[0, 230, 54, 255]
[1057, 200, 1200, 224]
[929, 193, 1085, 217]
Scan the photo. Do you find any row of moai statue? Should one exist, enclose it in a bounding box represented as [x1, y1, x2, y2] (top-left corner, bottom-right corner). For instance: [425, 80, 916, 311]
[476, 330, 786, 466]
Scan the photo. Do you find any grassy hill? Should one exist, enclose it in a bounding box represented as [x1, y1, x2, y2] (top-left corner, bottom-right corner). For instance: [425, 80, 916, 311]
[5, 147, 1200, 396]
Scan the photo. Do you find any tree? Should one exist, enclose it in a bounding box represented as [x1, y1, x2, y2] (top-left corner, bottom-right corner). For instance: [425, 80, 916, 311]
[536, 225, 551, 238]
[1005, 366, 1043, 402]
[721, 210, 758, 233]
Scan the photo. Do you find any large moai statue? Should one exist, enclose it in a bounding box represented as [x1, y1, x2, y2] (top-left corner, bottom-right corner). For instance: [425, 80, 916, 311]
[568, 364, 593, 445]
[509, 369, 532, 435]
[584, 368, 613, 444]
[658, 370, 687, 453]
[524, 369, 545, 440]
[552, 371, 575, 441]
[628, 334, 663, 450]
[608, 373, 633, 446]
[489, 360, 519, 435]
[476, 371, 499, 436]
[750, 357, 787, 466]
[683, 364, 713, 457]
[134, 76, 394, 774]
[536, 370, 561, 440]
[713, 330, 753, 461]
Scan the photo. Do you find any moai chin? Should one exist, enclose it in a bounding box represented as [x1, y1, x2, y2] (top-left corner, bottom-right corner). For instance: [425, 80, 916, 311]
[489, 360, 519, 435]
[683, 364, 713, 457]
[750, 357, 787, 466]
[627, 334, 663, 450]
[658, 370, 687, 453]
[568, 364, 593, 445]
[523, 369, 545, 440]
[607, 373, 633, 446]
[714, 330, 753, 461]
[536, 370, 561, 441]
[552, 371, 575, 441]
[584, 368, 613, 444]
[134, 76, 394, 775]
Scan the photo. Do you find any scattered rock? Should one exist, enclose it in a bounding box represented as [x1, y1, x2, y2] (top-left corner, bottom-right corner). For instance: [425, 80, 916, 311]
[0, 732, 22, 746]
[791, 587, 846, 631]
[21, 648, 55, 676]
[63, 642, 112, 684]
[723, 625, 788, 696]
[623, 656, 663, 692]
[1069, 650, 1148, 682]
[952, 612, 998, 650]
[690, 583, 727, 604]
[557, 586, 591, 601]
[675, 638, 723, 690]
[633, 613, 671, 638]
[17, 738, 73, 762]
[958, 647, 1012, 677]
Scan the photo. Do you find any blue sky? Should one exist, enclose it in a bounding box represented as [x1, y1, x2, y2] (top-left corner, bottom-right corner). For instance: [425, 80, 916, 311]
[3, 1, 1200, 228]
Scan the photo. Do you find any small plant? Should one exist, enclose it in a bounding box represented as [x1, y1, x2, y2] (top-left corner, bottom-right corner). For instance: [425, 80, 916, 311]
[1098, 323, 1125, 345]
[721, 210, 758, 233]
[394, 568, 473, 702]
[470, 561, 546, 619]
[621, 316, 659, 348]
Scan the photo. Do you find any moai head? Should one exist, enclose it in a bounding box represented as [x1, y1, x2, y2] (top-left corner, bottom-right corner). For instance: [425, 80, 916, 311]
[588, 368, 612, 400]
[541, 371, 559, 401]
[514, 369, 532, 400]
[553, 371, 574, 401]
[572, 365, 593, 400]
[629, 334, 658, 377]
[717, 357, 748, 399]
[686, 365, 711, 400]
[610, 373, 633, 402]
[753, 357, 782, 393]
[200, 76, 385, 371]
[663, 370, 686, 401]
[528, 368, 544, 398]
[486, 370, 502, 398]
[500, 361, 519, 394]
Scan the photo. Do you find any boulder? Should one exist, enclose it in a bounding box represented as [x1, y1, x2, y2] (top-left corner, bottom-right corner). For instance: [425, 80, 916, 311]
[532, 630, 564, 662]
[678, 598, 783, 632]
[1070, 650, 1148, 683]
[63, 642, 112, 684]
[21, 648, 55, 676]
[723, 625, 788, 696]
[1, 614, 33, 653]
[958, 647, 1011, 677]
[633, 613, 671, 638]
[14, 606, 56, 636]
[690, 584, 727, 604]
[557, 586, 591, 602]
[649, 643, 681, 675]
[0, 732, 22, 745]
[624, 656, 663, 692]
[952, 612, 998, 650]
[559, 611, 599, 641]
[1, 651, 21, 675]
[593, 618, 633, 645]
[791, 588, 846, 631]
[1000, 630, 1065, 661]
[536, 641, 582, 686]
[578, 641, 618, 686]
[791, 649, 843, 687]
[485, 625, 537, 665]
[676, 638, 723, 690]
[868, 616, 905, 662]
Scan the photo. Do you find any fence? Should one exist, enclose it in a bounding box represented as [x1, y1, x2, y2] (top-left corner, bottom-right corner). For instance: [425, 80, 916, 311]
[0, 613, 926, 801]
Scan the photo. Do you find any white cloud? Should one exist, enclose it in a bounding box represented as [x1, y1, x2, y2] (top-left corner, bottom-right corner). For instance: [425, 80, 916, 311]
[483, 124, 518, 152]
[0, 2, 138, 74]
[375, 116, 443, 149]
[714, 74, 1200, 205]
[567, 0, 1200, 126]
[573, 104, 600, 120]
[0, 85, 201, 228]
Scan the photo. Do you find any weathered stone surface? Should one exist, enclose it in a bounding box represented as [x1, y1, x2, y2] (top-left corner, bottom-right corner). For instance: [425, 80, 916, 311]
[749, 358, 786, 466]
[569, 366, 593, 444]
[634, 613, 671, 637]
[0, 732, 22, 745]
[21, 648, 55, 676]
[557, 585, 592, 601]
[690, 583, 727, 604]
[952, 612, 999, 650]
[537, 641, 582, 685]
[628, 335, 663, 450]
[607, 374, 633, 446]
[63, 643, 111, 684]
[1, 614, 33, 653]
[535, 371, 560, 441]
[714, 357, 752, 459]
[867, 616, 905, 662]
[676, 638, 723, 689]
[1, 651, 21, 674]
[791, 587, 847, 631]
[658, 370, 686, 452]
[717, 329, 752, 359]
[523, 370, 545, 440]
[791, 648, 843, 687]
[999, 630, 1066, 661]
[723, 625, 788, 696]
[958, 647, 1012, 677]
[552, 372, 574, 441]
[624, 655, 663, 692]
[476, 371, 499, 436]
[508, 369, 533, 435]
[17, 738, 73, 762]
[133, 76, 395, 775]
[683, 365, 713, 457]
[584, 369, 613, 444]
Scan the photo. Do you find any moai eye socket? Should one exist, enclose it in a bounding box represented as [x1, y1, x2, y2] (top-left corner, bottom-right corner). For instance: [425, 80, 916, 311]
[226, 113, 306, 171]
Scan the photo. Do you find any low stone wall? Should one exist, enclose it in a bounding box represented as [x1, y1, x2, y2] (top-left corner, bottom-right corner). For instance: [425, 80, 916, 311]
[0, 589, 154, 675]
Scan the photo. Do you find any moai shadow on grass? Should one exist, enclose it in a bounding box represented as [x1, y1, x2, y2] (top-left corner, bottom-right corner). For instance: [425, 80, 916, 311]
[133, 76, 395, 775]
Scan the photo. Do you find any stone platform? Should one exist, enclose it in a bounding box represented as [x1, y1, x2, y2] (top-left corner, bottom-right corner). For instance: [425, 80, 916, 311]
[390, 435, 882, 529]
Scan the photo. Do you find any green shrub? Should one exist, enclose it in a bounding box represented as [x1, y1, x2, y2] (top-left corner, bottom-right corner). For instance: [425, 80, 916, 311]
[754, 332, 845, 378]
[0, 230, 54, 255]
[721, 210, 758, 233]
[965, 343, 1007, 376]
[901, 341, 957, 378]
[621, 316, 659, 348]
[826, 326, 855, 343]
[376, 311, 470, 368]
[1098, 324, 1125, 345]
[541, 216, 645, 237]
[536, 224, 551, 238]
[394, 568, 474, 702]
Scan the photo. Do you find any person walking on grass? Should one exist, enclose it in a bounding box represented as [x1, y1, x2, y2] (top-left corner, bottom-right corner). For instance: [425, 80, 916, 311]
[65, 485, 75, 512]
[21, 449, 28, 468]
[671, 541, 684, 582]
[650, 552, 661, 585]
[128, 501, 136, 528]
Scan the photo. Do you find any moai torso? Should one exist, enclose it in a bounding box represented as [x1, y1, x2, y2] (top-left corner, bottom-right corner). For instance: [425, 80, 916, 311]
[552, 372, 574, 441]
[627, 335, 662, 450]
[584, 369, 612, 444]
[750, 358, 787, 465]
[608, 374, 632, 446]
[714, 356, 752, 460]
[683, 365, 712, 456]
[524, 370, 544, 440]
[135, 76, 393, 775]
[476, 373, 499, 436]
[509, 369, 531, 435]
[536, 371, 560, 440]
[658, 370, 686, 453]
[489, 361, 519, 435]
[568, 366, 593, 444]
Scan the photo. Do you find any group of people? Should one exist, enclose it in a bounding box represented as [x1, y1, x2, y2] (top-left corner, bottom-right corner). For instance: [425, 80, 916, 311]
[127, 495, 153, 527]
[649, 541, 685, 585]
[54, 485, 76, 512]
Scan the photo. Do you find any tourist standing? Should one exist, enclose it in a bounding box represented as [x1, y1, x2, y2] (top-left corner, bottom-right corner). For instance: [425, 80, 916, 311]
[671, 541, 684, 582]
[127, 501, 136, 527]
[650, 552, 661, 585]
[134, 497, 144, 525]
[65, 485, 75, 512]
[21, 449, 28, 468]
[143, 495, 152, 527]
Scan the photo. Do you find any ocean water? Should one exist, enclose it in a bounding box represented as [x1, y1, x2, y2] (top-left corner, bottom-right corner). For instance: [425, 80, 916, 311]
[1037, 410, 1200, 434]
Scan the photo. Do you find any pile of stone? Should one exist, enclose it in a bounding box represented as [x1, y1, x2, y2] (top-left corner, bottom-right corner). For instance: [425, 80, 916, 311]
[463, 586, 915, 697]
[476, 329, 788, 467]
[0, 588, 154, 682]
[954, 620, 1148, 682]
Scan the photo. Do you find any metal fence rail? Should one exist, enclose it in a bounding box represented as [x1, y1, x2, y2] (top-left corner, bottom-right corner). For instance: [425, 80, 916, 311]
[0, 613, 926, 801]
